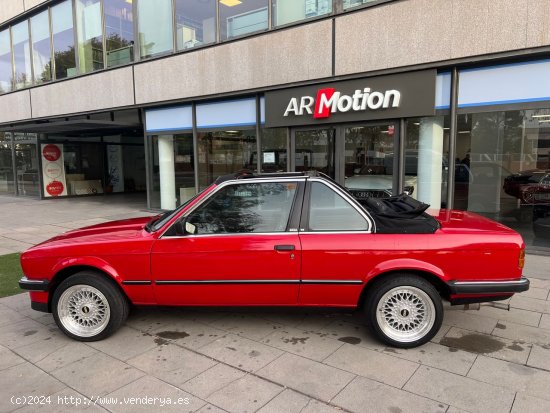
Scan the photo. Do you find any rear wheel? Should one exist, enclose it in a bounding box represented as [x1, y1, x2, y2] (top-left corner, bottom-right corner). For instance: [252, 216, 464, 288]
[52, 271, 129, 341]
[365, 274, 443, 348]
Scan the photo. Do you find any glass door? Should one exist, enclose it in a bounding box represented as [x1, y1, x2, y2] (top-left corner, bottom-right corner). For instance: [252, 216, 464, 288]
[292, 128, 335, 178]
[343, 123, 398, 199]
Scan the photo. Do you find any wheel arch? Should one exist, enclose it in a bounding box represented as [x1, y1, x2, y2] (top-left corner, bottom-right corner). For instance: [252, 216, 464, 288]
[357, 269, 451, 309]
[47, 264, 129, 313]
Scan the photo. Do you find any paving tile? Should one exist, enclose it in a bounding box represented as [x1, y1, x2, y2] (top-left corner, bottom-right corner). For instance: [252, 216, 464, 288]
[511, 393, 550, 413]
[51, 353, 144, 398]
[539, 313, 550, 329]
[256, 389, 310, 413]
[13, 328, 79, 363]
[13, 388, 106, 412]
[332, 376, 447, 413]
[323, 343, 418, 388]
[446, 407, 470, 413]
[491, 320, 550, 347]
[105, 375, 204, 413]
[34, 342, 99, 373]
[442, 310, 498, 334]
[0, 362, 65, 413]
[404, 365, 515, 413]
[199, 334, 283, 372]
[147, 319, 226, 350]
[293, 313, 345, 332]
[430, 324, 451, 344]
[510, 295, 550, 314]
[207, 313, 285, 341]
[468, 355, 550, 401]
[301, 400, 345, 413]
[0, 319, 58, 350]
[0, 293, 30, 312]
[316, 319, 385, 351]
[255, 310, 308, 328]
[527, 345, 550, 371]
[181, 363, 246, 399]
[0, 345, 25, 371]
[207, 374, 282, 413]
[195, 404, 228, 413]
[441, 327, 531, 364]
[520, 286, 549, 300]
[528, 278, 550, 289]
[87, 326, 159, 361]
[256, 353, 355, 402]
[126, 343, 215, 388]
[0, 303, 28, 327]
[260, 326, 343, 361]
[381, 341, 477, 375]
[471, 305, 541, 327]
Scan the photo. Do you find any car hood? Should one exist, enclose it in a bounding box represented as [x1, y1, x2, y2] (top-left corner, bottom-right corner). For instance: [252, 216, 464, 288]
[28, 216, 156, 250]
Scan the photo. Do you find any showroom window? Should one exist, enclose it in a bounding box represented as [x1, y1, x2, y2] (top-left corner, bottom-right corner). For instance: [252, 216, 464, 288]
[259, 128, 287, 173]
[175, 0, 217, 51]
[76, 0, 104, 73]
[31, 10, 53, 83]
[272, 0, 331, 27]
[12, 20, 32, 90]
[138, 0, 174, 58]
[219, 0, 268, 40]
[51, 0, 77, 79]
[104, 0, 135, 67]
[0, 132, 14, 195]
[0, 29, 12, 93]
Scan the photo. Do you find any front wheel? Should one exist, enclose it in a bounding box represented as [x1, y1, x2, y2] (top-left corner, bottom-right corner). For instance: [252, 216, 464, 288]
[52, 272, 129, 341]
[365, 275, 443, 348]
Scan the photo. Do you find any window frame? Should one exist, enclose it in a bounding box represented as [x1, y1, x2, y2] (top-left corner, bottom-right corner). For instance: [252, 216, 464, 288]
[300, 178, 373, 233]
[161, 177, 305, 237]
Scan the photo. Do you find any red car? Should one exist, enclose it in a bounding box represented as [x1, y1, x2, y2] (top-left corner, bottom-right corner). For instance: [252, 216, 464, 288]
[503, 169, 550, 204]
[19, 172, 529, 348]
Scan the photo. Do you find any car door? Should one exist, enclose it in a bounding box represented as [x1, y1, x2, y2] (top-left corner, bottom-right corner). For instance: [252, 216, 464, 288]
[151, 179, 304, 305]
[298, 179, 375, 306]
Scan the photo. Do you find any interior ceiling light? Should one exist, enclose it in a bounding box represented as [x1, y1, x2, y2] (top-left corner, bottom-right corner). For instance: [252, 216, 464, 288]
[538, 120, 550, 123]
[532, 114, 550, 118]
[220, 0, 242, 6]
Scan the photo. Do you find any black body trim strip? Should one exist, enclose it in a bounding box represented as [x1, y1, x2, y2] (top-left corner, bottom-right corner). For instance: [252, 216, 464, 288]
[19, 277, 49, 291]
[154, 279, 363, 285]
[448, 277, 530, 295]
[122, 280, 153, 285]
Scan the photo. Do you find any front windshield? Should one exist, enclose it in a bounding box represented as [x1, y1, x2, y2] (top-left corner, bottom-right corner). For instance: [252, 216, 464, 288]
[148, 188, 208, 232]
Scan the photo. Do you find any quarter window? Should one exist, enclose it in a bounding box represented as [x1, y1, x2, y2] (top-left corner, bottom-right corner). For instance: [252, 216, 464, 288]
[186, 182, 298, 234]
[308, 181, 369, 231]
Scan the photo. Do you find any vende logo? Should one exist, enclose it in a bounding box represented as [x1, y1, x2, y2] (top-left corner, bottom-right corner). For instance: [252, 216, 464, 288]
[46, 180, 64, 197]
[284, 87, 401, 118]
[42, 144, 61, 161]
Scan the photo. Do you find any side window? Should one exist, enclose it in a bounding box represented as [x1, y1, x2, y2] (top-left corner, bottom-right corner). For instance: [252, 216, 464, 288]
[308, 182, 369, 231]
[186, 182, 298, 234]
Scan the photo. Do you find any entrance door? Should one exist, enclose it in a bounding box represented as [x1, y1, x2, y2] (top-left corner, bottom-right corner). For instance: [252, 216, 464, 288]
[292, 128, 335, 178]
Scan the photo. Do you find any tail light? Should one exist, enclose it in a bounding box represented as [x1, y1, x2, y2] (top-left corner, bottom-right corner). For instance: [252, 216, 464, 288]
[518, 249, 525, 269]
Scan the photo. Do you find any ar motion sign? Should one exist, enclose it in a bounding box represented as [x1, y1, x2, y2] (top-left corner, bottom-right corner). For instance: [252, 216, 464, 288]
[283, 87, 401, 118]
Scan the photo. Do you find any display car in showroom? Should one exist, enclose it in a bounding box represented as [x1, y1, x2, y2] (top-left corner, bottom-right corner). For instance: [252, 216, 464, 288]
[503, 169, 550, 205]
[19, 172, 529, 348]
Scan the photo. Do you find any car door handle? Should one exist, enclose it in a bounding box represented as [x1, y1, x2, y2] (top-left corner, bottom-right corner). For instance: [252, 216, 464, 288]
[274, 245, 295, 251]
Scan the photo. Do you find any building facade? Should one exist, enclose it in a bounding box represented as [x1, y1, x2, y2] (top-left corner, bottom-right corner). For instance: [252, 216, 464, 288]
[1, 0, 550, 253]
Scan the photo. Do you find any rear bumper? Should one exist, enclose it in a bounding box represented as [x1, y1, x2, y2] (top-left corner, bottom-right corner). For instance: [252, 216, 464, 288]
[19, 276, 49, 292]
[447, 277, 530, 295]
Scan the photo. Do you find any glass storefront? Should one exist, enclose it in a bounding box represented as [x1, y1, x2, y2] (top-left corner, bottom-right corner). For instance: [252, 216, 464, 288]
[259, 127, 287, 173]
[12, 20, 32, 89]
[14, 133, 40, 197]
[0, 132, 14, 194]
[198, 129, 257, 190]
[31, 10, 53, 83]
[219, 0, 268, 40]
[294, 128, 335, 177]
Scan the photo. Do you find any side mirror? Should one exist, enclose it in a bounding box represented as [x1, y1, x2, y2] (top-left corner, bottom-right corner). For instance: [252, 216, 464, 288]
[185, 221, 197, 235]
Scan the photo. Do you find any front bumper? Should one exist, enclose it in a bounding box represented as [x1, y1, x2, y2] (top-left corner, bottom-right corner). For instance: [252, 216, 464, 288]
[19, 276, 49, 292]
[447, 277, 530, 295]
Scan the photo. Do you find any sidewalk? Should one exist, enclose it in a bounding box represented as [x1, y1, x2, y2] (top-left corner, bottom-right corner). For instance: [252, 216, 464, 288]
[1, 195, 550, 412]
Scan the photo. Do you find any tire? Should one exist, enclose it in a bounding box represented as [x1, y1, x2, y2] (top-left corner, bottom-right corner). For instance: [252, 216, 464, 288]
[364, 274, 443, 348]
[52, 271, 129, 342]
